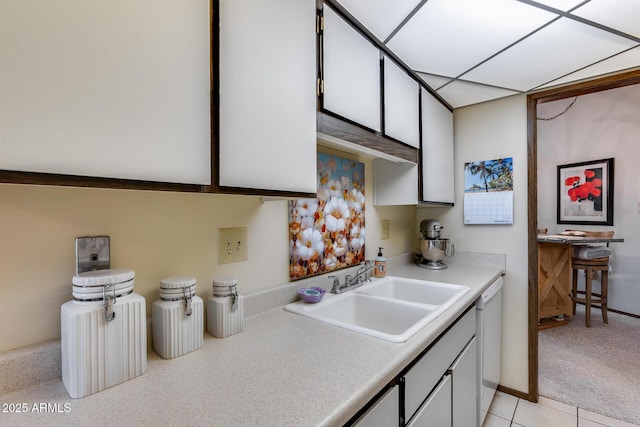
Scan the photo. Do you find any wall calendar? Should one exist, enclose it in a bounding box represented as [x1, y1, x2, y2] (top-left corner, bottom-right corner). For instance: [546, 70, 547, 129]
[463, 157, 514, 225]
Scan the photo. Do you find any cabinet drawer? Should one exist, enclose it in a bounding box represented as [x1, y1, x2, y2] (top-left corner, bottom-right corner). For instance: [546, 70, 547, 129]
[404, 308, 476, 420]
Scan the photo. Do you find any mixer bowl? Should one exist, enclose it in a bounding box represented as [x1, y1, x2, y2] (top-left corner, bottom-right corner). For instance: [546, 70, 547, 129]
[419, 239, 453, 261]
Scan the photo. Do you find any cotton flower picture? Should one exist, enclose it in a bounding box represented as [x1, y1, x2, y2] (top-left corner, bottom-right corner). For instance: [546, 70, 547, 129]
[289, 153, 365, 279]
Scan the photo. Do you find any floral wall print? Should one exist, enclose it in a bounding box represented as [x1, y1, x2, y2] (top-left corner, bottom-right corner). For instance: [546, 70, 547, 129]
[288, 153, 365, 279]
[557, 158, 614, 225]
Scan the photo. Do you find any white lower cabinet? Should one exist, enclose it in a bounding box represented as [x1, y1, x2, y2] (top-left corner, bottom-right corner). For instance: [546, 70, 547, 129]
[354, 385, 400, 427]
[404, 308, 477, 426]
[348, 307, 477, 427]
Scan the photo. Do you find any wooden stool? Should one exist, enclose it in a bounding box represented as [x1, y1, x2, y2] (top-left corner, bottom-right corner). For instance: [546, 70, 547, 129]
[571, 256, 609, 327]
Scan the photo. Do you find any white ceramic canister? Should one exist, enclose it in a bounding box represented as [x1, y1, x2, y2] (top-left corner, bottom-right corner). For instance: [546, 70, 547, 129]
[152, 276, 203, 359]
[61, 269, 147, 399]
[207, 278, 244, 338]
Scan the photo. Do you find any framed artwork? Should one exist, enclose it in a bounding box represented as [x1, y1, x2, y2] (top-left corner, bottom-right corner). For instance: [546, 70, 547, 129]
[557, 158, 614, 225]
[288, 153, 365, 280]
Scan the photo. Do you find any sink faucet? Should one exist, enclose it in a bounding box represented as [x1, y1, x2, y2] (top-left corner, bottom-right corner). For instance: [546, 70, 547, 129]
[328, 260, 377, 294]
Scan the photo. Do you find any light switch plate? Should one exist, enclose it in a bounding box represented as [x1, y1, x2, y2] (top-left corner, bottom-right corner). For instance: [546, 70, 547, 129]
[218, 227, 248, 264]
[75, 236, 110, 274]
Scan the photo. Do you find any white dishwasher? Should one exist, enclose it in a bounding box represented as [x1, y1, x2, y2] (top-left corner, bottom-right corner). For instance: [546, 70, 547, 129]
[476, 277, 503, 426]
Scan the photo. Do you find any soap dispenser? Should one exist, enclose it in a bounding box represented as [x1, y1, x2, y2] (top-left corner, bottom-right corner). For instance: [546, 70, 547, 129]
[374, 247, 386, 278]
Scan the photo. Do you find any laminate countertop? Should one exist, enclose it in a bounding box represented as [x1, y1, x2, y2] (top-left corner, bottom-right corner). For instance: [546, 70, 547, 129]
[0, 261, 503, 426]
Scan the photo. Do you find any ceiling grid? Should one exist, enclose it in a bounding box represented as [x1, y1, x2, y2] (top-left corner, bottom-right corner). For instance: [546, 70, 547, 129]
[332, 0, 640, 107]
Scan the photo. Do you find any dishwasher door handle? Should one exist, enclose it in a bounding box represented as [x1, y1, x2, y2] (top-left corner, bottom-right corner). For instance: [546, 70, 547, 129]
[480, 277, 503, 306]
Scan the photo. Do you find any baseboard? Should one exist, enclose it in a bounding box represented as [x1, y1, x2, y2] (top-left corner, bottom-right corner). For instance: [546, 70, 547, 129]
[497, 384, 533, 402]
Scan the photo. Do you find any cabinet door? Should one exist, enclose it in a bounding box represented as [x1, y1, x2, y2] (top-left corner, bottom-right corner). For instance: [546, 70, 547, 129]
[407, 374, 452, 427]
[451, 337, 478, 427]
[383, 57, 420, 148]
[218, 0, 316, 193]
[421, 88, 454, 204]
[353, 385, 400, 427]
[322, 5, 381, 132]
[0, 0, 210, 185]
[404, 308, 475, 420]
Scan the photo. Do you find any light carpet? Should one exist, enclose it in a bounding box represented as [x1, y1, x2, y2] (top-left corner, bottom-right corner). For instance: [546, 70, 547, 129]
[539, 305, 640, 425]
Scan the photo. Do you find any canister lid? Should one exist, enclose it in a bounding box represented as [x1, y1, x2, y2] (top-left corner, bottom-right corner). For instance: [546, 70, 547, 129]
[159, 277, 197, 301]
[212, 278, 238, 297]
[212, 278, 237, 288]
[73, 279, 135, 301]
[160, 276, 197, 289]
[72, 269, 135, 287]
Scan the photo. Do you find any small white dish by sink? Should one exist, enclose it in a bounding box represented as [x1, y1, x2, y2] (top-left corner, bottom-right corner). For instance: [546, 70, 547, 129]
[284, 276, 470, 343]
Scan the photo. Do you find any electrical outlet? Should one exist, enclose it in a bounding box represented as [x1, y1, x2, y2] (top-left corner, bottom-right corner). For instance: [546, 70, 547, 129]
[218, 227, 248, 264]
[381, 220, 390, 240]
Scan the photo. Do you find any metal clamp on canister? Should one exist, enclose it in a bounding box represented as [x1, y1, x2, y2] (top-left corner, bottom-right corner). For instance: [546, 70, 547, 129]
[183, 286, 193, 316]
[230, 286, 239, 312]
[103, 284, 117, 322]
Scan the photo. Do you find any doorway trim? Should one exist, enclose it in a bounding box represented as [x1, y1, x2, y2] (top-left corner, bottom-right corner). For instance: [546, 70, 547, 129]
[527, 68, 640, 402]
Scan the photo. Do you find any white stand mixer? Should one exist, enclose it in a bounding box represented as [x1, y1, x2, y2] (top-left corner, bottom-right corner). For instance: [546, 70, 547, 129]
[417, 220, 455, 270]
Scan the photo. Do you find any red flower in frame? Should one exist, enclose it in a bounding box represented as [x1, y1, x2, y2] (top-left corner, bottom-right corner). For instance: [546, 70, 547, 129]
[565, 169, 602, 202]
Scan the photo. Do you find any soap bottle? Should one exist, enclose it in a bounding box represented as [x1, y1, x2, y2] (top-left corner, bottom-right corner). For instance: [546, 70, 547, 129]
[374, 247, 386, 278]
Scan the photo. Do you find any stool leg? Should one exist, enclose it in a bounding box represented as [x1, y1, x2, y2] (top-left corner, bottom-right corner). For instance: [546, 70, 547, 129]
[585, 269, 592, 328]
[601, 270, 608, 324]
[572, 269, 578, 315]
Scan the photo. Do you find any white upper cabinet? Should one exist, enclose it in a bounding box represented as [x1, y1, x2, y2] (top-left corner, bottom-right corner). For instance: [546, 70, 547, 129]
[0, 0, 211, 185]
[322, 6, 381, 132]
[383, 57, 420, 148]
[218, 0, 317, 194]
[373, 159, 418, 206]
[422, 88, 455, 204]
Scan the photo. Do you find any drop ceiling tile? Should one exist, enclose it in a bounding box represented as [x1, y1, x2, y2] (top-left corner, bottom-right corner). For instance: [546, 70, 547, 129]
[436, 80, 519, 108]
[536, 46, 640, 89]
[333, 0, 422, 41]
[463, 17, 638, 91]
[386, 0, 558, 77]
[572, 0, 640, 38]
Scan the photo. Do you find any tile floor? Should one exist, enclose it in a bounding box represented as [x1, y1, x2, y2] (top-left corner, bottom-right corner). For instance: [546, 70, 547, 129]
[483, 391, 640, 427]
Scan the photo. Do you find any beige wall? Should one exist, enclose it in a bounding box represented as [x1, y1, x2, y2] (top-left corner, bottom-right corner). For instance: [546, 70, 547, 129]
[0, 152, 416, 353]
[417, 94, 530, 394]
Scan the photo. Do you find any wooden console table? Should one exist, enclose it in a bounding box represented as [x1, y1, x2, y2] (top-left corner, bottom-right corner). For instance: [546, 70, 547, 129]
[537, 234, 623, 327]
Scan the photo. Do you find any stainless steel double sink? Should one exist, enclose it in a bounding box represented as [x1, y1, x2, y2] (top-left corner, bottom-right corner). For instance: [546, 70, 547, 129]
[284, 276, 470, 343]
